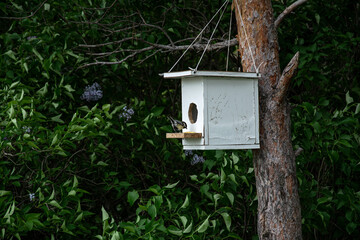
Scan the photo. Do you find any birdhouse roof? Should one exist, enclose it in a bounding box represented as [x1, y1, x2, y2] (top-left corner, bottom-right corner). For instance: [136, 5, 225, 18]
[162, 70, 260, 79]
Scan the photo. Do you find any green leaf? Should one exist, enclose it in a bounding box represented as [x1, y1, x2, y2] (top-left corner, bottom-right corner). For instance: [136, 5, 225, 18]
[151, 106, 164, 117]
[179, 216, 188, 228]
[74, 212, 83, 223]
[96, 161, 108, 166]
[232, 152, 239, 164]
[73, 176, 78, 188]
[49, 200, 62, 209]
[148, 205, 157, 218]
[230, 174, 239, 185]
[101, 206, 109, 221]
[183, 221, 193, 233]
[0, 190, 11, 197]
[51, 114, 64, 124]
[168, 226, 183, 236]
[44, 3, 50, 11]
[355, 103, 360, 114]
[127, 190, 139, 206]
[180, 194, 189, 209]
[5, 50, 17, 61]
[220, 168, 226, 184]
[64, 84, 75, 92]
[102, 104, 111, 112]
[32, 48, 43, 61]
[345, 91, 353, 104]
[11, 118, 18, 128]
[226, 192, 234, 205]
[164, 181, 179, 189]
[346, 222, 357, 234]
[21, 108, 27, 120]
[50, 134, 58, 146]
[197, 216, 210, 233]
[221, 212, 231, 231]
[68, 190, 76, 196]
[27, 141, 40, 149]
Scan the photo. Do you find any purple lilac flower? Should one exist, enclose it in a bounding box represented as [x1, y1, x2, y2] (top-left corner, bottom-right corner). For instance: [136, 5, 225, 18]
[27, 36, 37, 40]
[80, 82, 103, 102]
[22, 126, 31, 133]
[29, 193, 35, 201]
[119, 106, 134, 122]
[191, 154, 205, 165]
[185, 150, 193, 156]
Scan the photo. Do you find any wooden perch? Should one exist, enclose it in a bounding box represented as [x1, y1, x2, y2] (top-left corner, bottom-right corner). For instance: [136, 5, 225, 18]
[274, 52, 299, 103]
[275, 0, 308, 28]
[166, 132, 202, 139]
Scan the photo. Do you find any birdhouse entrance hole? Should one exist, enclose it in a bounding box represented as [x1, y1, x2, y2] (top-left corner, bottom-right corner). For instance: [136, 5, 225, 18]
[188, 103, 198, 124]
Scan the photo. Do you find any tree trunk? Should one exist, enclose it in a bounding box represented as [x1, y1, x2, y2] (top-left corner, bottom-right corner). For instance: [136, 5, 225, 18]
[233, 0, 302, 239]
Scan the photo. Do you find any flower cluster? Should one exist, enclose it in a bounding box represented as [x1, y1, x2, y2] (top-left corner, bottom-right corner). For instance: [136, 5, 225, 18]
[80, 82, 103, 102]
[184, 150, 193, 156]
[185, 150, 205, 165]
[22, 126, 31, 133]
[119, 106, 134, 122]
[29, 193, 35, 201]
[27, 36, 37, 40]
[191, 154, 205, 165]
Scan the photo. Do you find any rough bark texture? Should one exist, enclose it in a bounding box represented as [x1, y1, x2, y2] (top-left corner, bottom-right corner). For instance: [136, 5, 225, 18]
[233, 0, 302, 239]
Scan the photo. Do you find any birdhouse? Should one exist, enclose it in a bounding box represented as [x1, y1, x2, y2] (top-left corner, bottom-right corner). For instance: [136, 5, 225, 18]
[164, 70, 260, 150]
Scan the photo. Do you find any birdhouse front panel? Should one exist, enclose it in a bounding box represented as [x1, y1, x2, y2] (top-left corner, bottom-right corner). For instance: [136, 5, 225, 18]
[163, 70, 260, 150]
[181, 77, 205, 146]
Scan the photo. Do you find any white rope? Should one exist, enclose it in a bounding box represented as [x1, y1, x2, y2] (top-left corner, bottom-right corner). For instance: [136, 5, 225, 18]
[168, 0, 229, 72]
[226, 5, 233, 71]
[194, 0, 229, 72]
[234, 0, 259, 74]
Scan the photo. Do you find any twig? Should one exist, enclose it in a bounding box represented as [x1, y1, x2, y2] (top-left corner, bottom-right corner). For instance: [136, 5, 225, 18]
[78, 37, 134, 48]
[274, 0, 308, 28]
[0, 0, 48, 20]
[77, 46, 153, 69]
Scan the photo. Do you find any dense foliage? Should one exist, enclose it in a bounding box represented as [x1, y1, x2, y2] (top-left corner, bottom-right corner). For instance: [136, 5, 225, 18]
[0, 0, 359, 239]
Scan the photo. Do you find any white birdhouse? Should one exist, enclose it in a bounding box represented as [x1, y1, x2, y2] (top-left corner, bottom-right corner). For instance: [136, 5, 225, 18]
[164, 70, 260, 150]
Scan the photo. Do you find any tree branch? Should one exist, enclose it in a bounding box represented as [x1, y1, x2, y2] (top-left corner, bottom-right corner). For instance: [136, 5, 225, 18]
[77, 38, 238, 68]
[274, 0, 308, 28]
[77, 46, 154, 69]
[0, 0, 48, 20]
[274, 51, 299, 103]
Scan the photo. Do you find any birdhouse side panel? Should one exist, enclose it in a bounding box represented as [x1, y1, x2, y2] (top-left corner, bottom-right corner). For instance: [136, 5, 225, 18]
[181, 77, 205, 146]
[207, 78, 257, 145]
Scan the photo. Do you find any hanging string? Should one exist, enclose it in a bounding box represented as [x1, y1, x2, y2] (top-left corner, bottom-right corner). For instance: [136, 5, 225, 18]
[234, 0, 259, 74]
[226, 5, 233, 71]
[194, 0, 229, 72]
[168, 0, 229, 72]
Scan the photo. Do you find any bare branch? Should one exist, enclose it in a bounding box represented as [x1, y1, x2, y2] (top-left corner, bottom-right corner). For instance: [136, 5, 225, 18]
[78, 38, 238, 69]
[142, 38, 238, 52]
[0, 0, 48, 20]
[140, 23, 175, 47]
[274, 0, 308, 28]
[78, 37, 134, 48]
[274, 51, 299, 103]
[77, 46, 154, 69]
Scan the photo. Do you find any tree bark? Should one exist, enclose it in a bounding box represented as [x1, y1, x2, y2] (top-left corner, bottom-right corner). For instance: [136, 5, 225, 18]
[233, 0, 302, 239]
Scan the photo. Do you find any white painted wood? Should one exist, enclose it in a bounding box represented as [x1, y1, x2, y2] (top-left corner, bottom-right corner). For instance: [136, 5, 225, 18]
[163, 71, 260, 150]
[207, 78, 256, 145]
[163, 70, 260, 79]
[181, 78, 205, 146]
[183, 144, 260, 150]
